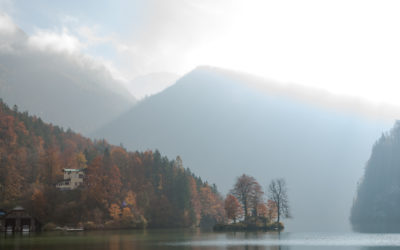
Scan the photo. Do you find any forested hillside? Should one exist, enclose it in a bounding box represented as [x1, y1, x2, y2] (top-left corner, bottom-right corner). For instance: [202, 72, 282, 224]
[351, 121, 400, 232]
[0, 100, 224, 229]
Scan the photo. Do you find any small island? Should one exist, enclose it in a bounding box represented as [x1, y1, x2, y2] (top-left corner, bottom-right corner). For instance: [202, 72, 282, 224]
[214, 174, 290, 232]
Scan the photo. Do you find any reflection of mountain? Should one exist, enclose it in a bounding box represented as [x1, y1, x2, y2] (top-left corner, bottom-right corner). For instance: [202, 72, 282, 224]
[351, 122, 400, 233]
[95, 66, 390, 231]
[0, 18, 135, 134]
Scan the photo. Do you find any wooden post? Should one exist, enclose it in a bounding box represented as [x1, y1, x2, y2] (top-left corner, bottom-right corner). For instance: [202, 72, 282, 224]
[31, 218, 35, 231]
[15, 218, 21, 232]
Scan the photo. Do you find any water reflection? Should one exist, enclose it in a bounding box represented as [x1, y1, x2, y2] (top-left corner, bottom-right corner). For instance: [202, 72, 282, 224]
[362, 248, 400, 250]
[1, 230, 400, 250]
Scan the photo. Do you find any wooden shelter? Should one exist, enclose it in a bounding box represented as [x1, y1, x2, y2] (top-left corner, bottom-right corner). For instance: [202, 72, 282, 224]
[0, 206, 41, 232]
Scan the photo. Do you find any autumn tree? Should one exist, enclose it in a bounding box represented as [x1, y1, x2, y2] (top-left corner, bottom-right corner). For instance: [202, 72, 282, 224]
[3, 163, 24, 203]
[257, 203, 268, 218]
[83, 156, 105, 207]
[124, 191, 137, 208]
[250, 181, 264, 217]
[231, 174, 261, 221]
[268, 178, 291, 224]
[104, 164, 122, 202]
[199, 185, 225, 227]
[266, 199, 278, 222]
[75, 152, 87, 169]
[40, 147, 62, 185]
[31, 188, 47, 221]
[109, 203, 121, 220]
[121, 207, 134, 222]
[224, 194, 243, 223]
[189, 177, 201, 226]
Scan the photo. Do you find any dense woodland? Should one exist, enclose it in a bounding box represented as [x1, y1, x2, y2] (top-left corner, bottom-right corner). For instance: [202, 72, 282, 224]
[0, 100, 224, 229]
[351, 121, 400, 232]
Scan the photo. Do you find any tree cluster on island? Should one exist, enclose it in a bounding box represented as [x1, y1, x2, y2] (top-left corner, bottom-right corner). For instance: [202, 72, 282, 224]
[215, 174, 291, 231]
[0, 100, 225, 230]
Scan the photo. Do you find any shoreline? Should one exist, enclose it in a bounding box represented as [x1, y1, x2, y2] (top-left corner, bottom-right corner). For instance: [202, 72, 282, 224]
[213, 222, 284, 232]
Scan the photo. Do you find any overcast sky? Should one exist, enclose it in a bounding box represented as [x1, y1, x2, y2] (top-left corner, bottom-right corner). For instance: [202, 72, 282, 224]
[2, 0, 400, 108]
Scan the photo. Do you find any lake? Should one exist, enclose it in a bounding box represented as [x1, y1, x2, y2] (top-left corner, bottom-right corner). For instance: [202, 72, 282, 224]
[1, 229, 400, 250]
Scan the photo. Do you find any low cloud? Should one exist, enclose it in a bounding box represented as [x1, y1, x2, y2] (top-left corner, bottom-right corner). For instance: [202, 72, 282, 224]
[27, 28, 84, 54]
[0, 12, 17, 34]
[0, 12, 135, 133]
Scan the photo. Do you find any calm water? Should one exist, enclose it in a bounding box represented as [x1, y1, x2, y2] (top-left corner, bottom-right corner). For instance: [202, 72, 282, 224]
[1, 229, 400, 250]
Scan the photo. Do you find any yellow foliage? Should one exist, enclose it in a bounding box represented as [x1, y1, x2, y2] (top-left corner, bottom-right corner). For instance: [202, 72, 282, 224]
[76, 152, 87, 169]
[122, 207, 134, 220]
[125, 191, 137, 207]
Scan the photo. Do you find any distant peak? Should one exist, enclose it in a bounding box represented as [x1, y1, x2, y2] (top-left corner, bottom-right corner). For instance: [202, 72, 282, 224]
[192, 65, 230, 73]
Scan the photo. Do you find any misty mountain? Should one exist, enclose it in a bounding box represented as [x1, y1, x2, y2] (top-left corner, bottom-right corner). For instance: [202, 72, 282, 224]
[0, 17, 135, 134]
[351, 122, 400, 233]
[94, 66, 391, 232]
[127, 72, 180, 99]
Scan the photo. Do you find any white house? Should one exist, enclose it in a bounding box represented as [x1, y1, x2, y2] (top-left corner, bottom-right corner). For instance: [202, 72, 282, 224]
[56, 169, 85, 190]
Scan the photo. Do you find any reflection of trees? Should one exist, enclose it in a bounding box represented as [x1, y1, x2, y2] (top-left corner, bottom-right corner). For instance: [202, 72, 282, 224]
[105, 230, 296, 250]
[218, 231, 289, 250]
[225, 246, 272, 250]
[108, 234, 120, 250]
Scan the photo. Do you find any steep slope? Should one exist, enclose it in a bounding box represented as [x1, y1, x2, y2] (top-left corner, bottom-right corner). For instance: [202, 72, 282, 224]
[351, 122, 400, 232]
[0, 14, 135, 134]
[95, 66, 391, 232]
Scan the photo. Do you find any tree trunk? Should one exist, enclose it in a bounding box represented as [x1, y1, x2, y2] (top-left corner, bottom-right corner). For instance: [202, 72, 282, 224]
[244, 201, 248, 221]
[277, 203, 280, 224]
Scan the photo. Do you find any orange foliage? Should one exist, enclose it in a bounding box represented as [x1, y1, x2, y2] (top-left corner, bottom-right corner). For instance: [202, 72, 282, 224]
[189, 177, 201, 225]
[109, 203, 121, 220]
[257, 203, 268, 217]
[121, 207, 134, 220]
[224, 194, 243, 223]
[200, 186, 225, 222]
[266, 199, 278, 222]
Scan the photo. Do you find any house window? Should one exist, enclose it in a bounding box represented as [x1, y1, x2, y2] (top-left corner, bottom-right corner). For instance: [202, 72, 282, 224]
[79, 174, 84, 179]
